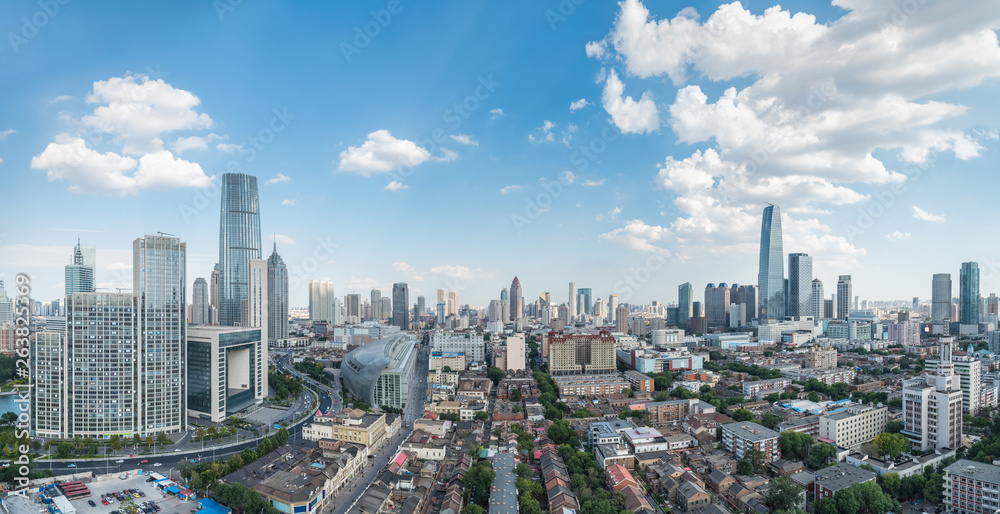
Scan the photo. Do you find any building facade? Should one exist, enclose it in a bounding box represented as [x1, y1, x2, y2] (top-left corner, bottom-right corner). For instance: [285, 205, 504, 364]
[218, 173, 262, 327]
[902, 339, 964, 451]
[758, 205, 785, 320]
[267, 243, 289, 343]
[187, 326, 267, 422]
[722, 422, 780, 464]
[818, 405, 887, 448]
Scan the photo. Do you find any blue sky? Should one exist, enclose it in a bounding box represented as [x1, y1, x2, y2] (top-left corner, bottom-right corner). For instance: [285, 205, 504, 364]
[2, 0, 999, 309]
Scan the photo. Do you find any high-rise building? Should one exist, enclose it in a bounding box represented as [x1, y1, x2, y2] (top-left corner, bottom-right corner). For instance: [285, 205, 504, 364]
[927, 350, 982, 417]
[836, 275, 852, 321]
[577, 288, 593, 316]
[218, 173, 262, 326]
[704, 283, 730, 328]
[568, 282, 577, 319]
[824, 299, 834, 319]
[902, 338, 963, 451]
[510, 276, 523, 321]
[345, 294, 362, 323]
[133, 235, 187, 434]
[392, 282, 409, 331]
[309, 280, 334, 323]
[415, 296, 426, 319]
[787, 253, 812, 317]
[678, 283, 693, 326]
[960, 262, 980, 326]
[437, 301, 446, 325]
[811, 279, 825, 319]
[732, 284, 757, 322]
[0, 282, 12, 324]
[331, 298, 343, 325]
[65, 239, 95, 295]
[447, 292, 458, 316]
[943, 460, 1000, 514]
[505, 333, 525, 372]
[267, 243, 288, 343]
[609, 294, 619, 324]
[192, 278, 209, 325]
[758, 205, 784, 320]
[210, 264, 220, 324]
[371, 289, 383, 321]
[245, 259, 268, 338]
[932, 273, 952, 324]
[548, 332, 616, 376]
[615, 305, 629, 333]
[187, 325, 267, 422]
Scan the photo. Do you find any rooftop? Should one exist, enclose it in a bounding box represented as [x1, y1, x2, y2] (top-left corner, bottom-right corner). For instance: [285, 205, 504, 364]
[723, 422, 779, 441]
[945, 459, 1000, 483]
[815, 462, 876, 492]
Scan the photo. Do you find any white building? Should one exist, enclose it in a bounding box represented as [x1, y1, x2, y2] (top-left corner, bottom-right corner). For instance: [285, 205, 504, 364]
[902, 338, 963, 451]
[505, 333, 525, 372]
[187, 326, 268, 422]
[430, 332, 485, 366]
[819, 404, 887, 448]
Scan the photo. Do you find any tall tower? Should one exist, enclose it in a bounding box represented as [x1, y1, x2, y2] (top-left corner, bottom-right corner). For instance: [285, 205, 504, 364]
[757, 205, 784, 320]
[65, 239, 95, 295]
[932, 273, 952, 324]
[392, 282, 410, 330]
[371, 290, 382, 320]
[787, 253, 813, 318]
[678, 282, 693, 326]
[133, 234, 187, 434]
[219, 173, 262, 326]
[960, 262, 980, 325]
[267, 243, 289, 343]
[510, 276, 523, 321]
[309, 280, 334, 323]
[210, 264, 220, 324]
[568, 282, 577, 320]
[811, 279, 824, 319]
[415, 296, 425, 319]
[192, 277, 209, 325]
[837, 275, 852, 321]
[609, 294, 619, 324]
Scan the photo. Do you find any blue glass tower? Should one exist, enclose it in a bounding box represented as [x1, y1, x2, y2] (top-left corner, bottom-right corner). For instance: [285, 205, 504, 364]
[219, 173, 262, 326]
[960, 262, 980, 325]
[787, 253, 813, 317]
[757, 205, 784, 320]
[267, 242, 289, 342]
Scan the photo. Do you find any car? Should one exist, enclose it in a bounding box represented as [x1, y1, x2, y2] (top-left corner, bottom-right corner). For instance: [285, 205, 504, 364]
[67, 463, 76, 468]
[138, 491, 145, 497]
[146, 477, 156, 483]
[88, 500, 97, 507]
[140, 459, 148, 464]
[133, 492, 141, 498]
[102, 499, 109, 505]
[152, 462, 162, 467]
[116, 459, 124, 464]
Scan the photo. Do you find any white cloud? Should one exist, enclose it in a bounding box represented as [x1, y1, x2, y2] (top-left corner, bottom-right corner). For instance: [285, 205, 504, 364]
[912, 206, 945, 223]
[569, 99, 591, 112]
[500, 185, 523, 195]
[582, 179, 606, 187]
[82, 73, 214, 155]
[216, 143, 243, 153]
[106, 262, 131, 271]
[562, 170, 577, 184]
[384, 180, 408, 192]
[529, 120, 556, 143]
[338, 130, 453, 175]
[450, 134, 478, 146]
[170, 133, 224, 154]
[393, 262, 424, 282]
[430, 265, 493, 282]
[599, 219, 672, 254]
[489, 108, 504, 120]
[884, 231, 912, 241]
[273, 234, 296, 246]
[266, 173, 290, 185]
[609, 206, 622, 220]
[601, 69, 659, 134]
[585, 40, 607, 58]
[281, 199, 297, 206]
[0, 129, 14, 140]
[49, 95, 72, 104]
[133, 151, 213, 191]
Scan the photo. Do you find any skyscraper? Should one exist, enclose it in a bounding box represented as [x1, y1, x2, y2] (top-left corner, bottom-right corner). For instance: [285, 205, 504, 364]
[371, 289, 382, 320]
[65, 239, 95, 295]
[960, 262, 980, 326]
[0, 282, 13, 324]
[309, 280, 334, 323]
[705, 283, 730, 328]
[757, 205, 784, 320]
[902, 338, 963, 450]
[415, 295, 426, 319]
[345, 294, 362, 323]
[837, 275, 852, 321]
[932, 273, 952, 323]
[210, 264, 220, 324]
[192, 277, 209, 325]
[608, 294, 619, 324]
[392, 282, 409, 330]
[447, 292, 458, 316]
[510, 276, 523, 321]
[811, 279, 824, 319]
[568, 282, 577, 319]
[678, 282, 693, 326]
[133, 235, 187, 434]
[267, 243, 289, 343]
[787, 253, 813, 317]
[577, 288, 593, 316]
[246, 259, 269, 400]
[218, 173, 262, 326]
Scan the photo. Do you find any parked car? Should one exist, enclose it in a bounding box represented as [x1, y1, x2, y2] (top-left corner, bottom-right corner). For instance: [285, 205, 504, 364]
[102, 498, 109, 505]
[140, 459, 148, 464]
[88, 500, 96, 507]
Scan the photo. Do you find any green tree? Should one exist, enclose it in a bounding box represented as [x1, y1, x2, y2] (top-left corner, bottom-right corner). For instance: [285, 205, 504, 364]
[510, 388, 522, 402]
[737, 459, 754, 475]
[873, 433, 908, 458]
[749, 448, 766, 473]
[765, 392, 781, 403]
[834, 488, 860, 514]
[515, 463, 532, 480]
[156, 432, 170, 446]
[120, 495, 137, 514]
[878, 472, 900, 498]
[808, 391, 820, 402]
[574, 408, 593, 418]
[475, 411, 489, 421]
[196, 427, 207, 441]
[779, 431, 814, 461]
[518, 432, 535, 452]
[806, 442, 836, 470]
[732, 409, 754, 422]
[548, 420, 578, 447]
[486, 367, 505, 386]
[462, 505, 483, 514]
[110, 434, 123, 452]
[466, 460, 496, 507]
[55, 442, 73, 459]
[276, 427, 290, 446]
[766, 476, 803, 512]
[884, 421, 903, 434]
[924, 472, 944, 504]
[814, 498, 838, 514]
[759, 412, 782, 430]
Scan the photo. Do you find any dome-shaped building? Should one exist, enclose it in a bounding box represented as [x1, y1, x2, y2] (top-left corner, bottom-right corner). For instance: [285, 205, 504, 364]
[341, 333, 418, 409]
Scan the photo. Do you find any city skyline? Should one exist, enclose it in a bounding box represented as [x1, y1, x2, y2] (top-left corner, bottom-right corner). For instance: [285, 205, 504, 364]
[3, 1, 1000, 308]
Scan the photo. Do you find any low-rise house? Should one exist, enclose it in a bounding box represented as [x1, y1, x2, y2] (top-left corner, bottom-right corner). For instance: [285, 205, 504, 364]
[707, 468, 736, 493]
[622, 485, 656, 514]
[768, 459, 805, 477]
[606, 464, 639, 492]
[814, 463, 876, 500]
[677, 481, 711, 512]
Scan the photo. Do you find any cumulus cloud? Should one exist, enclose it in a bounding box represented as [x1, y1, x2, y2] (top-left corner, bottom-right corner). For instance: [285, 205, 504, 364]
[500, 185, 523, 195]
[281, 199, 297, 206]
[569, 99, 591, 112]
[430, 265, 493, 282]
[490, 108, 504, 120]
[450, 134, 478, 146]
[585, 40, 608, 58]
[384, 180, 408, 192]
[885, 231, 912, 241]
[274, 234, 296, 245]
[912, 206, 945, 222]
[216, 143, 243, 153]
[528, 120, 556, 143]
[600, 219, 672, 254]
[393, 261, 425, 282]
[266, 173, 290, 185]
[338, 130, 455, 175]
[602, 69, 659, 134]
[133, 151, 213, 191]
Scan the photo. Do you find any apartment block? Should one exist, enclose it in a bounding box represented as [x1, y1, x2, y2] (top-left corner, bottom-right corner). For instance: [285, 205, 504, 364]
[722, 422, 780, 464]
[944, 459, 1000, 514]
[743, 378, 792, 397]
[818, 404, 887, 448]
[554, 374, 630, 397]
[624, 370, 654, 394]
[548, 331, 617, 376]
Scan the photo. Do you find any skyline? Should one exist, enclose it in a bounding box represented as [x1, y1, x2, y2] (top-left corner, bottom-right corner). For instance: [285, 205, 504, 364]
[3, 1, 1000, 307]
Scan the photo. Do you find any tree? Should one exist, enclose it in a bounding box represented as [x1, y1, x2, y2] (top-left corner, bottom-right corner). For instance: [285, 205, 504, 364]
[518, 432, 535, 452]
[0, 412, 16, 426]
[486, 367, 505, 386]
[110, 434, 123, 452]
[760, 412, 782, 430]
[443, 366, 452, 372]
[879, 472, 900, 498]
[873, 433, 908, 458]
[765, 393, 781, 403]
[510, 388, 522, 402]
[806, 442, 836, 470]
[462, 506, 483, 514]
[808, 391, 820, 402]
[276, 427, 290, 446]
[515, 463, 532, 480]
[834, 488, 860, 514]
[466, 460, 496, 507]
[156, 432, 170, 446]
[924, 472, 945, 504]
[548, 420, 578, 447]
[120, 495, 137, 514]
[737, 459, 754, 475]
[814, 498, 838, 514]
[56, 442, 73, 459]
[196, 427, 207, 441]
[767, 476, 803, 512]
[574, 409, 593, 418]
[732, 409, 754, 422]
[748, 448, 766, 473]
[475, 411, 489, 421]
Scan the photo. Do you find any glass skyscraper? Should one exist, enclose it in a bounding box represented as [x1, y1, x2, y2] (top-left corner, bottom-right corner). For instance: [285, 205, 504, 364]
[65, 240, 95, 295]
[192, 277, 209, 325]
[219, 173, 262, 327]
[757, 205, 784, 320]
[960, 262, 980, 325]
[577, 287, 593, 315]
[267, 243, 289, 343]
[678, 282, 693, 326]
[787, 253, 812, 317]
[392, 282, 409, 330]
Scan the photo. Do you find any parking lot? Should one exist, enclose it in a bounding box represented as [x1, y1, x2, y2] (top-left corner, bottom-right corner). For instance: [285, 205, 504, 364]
[68, 474, 195, 514]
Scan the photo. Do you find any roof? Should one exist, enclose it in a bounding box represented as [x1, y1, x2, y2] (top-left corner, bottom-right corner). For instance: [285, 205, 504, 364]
[723, 422, 779, 441]
[945, 459, 1000, 483]
[678, 481, 709, 500]
[814, 463, 876, 492]
[490, 452, 519, 514]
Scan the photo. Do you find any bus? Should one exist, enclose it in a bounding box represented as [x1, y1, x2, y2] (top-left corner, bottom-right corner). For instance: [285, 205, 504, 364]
[59, 482, 91, 500]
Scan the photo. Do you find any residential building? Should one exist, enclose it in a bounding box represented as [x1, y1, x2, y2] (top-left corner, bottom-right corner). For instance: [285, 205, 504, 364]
[309, 280, 335, 323]
[705, 283, 731, 328]
[505, 333, 525, 372]
[554, 374, 630, 397]
[758, 205, 785, 320]
[218, 172, 262, 327]
[802, 346, 837, 369]
[927, 353, 982, 416]
[624, 370, 654, 394]
[430, 332, 485, 366]
[629, 398, 712, 427]
[812, 279, 825, 319]
[837, 276, 852, 321]
[814, 463, 876, 500]
[902, 338, 964, 451]
[548, 331, 617, 376]
[944, 459, 1000, 514]
[490, 452, 518, 514]
[722, 422, 780, 464]
[818, 404, 887, 448]
[743, 378, 791, 397]
[783, 368, 855, 385]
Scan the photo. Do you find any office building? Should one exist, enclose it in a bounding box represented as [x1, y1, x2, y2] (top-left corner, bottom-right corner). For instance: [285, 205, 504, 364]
[836, 276, 852, 321]
[505, 333, 525, 372]
[64, 240, 95, 295]
[510, 276, 523, 321]
[704, 283, 730, 328]
[787, 253, 812, 317]
[415, 295, 425, 319]
[218, 173, 262, 327]
[267, 243, 289, 343]
[192, 277, 209, 325]
[345, 294, 361, 323]
[568, 282, 577, 319]
[187, 326, 267, 422]
[812, 279, 824, 319]
[927, 352, 982, 416]
[341, 334, 418, 409]
[370, 289, 383, 321]
[447, 291, 458, 316]
[578, 288, 593, 316]
[758, 205, 785, 320]
[609, 294, 619, 324]
[210, 264, 220, 324]
[309, 280, 335, 323]
[933, 273, 952, 324]
[944, 459, 1000, 514]
[302, 412, 388, 448]
[678, 282, 693, 326]
[437, 301, 446, 325]
[548, 331, 616, 376]
[392, 282, 409, 330]
[960, 262, 980, 326]
[134, 235, 187, 434]
[615, 305, 629, 333]
[430, 332, 485, 366]
[902, 338, 963, 451]
[818, 404, 887, 448]
[722, 422, 780, 464]
[731, 284, 758, 323]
